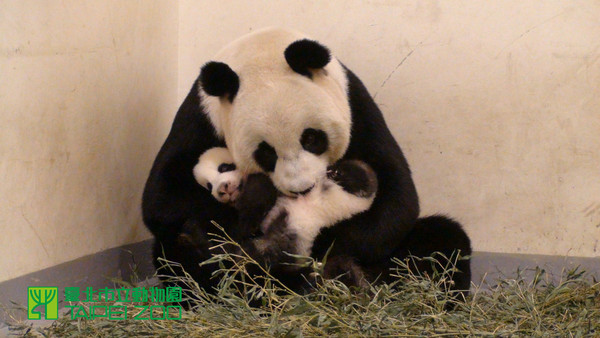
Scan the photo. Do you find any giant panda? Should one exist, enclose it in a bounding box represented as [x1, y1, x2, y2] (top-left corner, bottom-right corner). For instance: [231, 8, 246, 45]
[142, 27, 471, 297]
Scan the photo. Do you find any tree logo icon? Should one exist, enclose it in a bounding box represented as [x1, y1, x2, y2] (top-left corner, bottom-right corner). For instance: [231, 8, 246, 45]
[28, 287, 58, 320]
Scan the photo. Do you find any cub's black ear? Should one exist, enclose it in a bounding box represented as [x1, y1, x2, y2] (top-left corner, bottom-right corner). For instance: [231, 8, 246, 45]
[284, 39, 331, 79]
[199, 61, 239, 102]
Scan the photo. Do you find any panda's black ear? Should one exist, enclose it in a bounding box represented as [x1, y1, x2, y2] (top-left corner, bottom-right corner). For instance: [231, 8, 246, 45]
[284, 39, 331, 79]
[199, 61, 239, 102]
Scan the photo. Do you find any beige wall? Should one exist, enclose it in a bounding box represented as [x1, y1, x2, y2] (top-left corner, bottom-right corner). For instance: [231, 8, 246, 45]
[1, 1, 598, 282]
[0, 1, 178, 282]
[179, 1, 600, 257]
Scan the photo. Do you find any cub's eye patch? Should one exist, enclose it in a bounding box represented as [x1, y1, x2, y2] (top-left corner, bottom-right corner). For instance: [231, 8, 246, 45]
[218, 163, 236, 173]
[207, 182, 213, 192]
[253, 141, 278, 172]
[300, 128, 328, 155]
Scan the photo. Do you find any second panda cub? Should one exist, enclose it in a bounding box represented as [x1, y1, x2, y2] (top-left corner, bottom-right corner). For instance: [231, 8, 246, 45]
[193, 147, 378, 266]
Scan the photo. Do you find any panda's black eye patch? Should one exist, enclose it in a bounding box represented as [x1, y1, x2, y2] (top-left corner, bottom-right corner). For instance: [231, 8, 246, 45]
[300, 128, 328, 155]
[253, 141, 278, 172]
[218, 163, 236, 173]
[206, 182, 213, 192]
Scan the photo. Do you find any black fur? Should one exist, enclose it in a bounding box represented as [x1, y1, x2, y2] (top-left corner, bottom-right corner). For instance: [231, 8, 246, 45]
[323, 255, 369, 289]
[234, 173, 278, 239]
[373, 215, 472, 301]
[199, 61, 239, 102]
[300, 128, 328, 155]
[142, 38, 471, 298]
[327, 160, 377, 197]
[284, 39, 331, 78]
[402, 216, 471, 293]
[253, 141, 278, 172]
[217, 163, 236, 173]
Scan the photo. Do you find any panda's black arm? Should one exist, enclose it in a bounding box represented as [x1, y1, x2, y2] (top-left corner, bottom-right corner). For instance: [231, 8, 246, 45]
[142, 79, 234, 241]
[233, 173, 279, 240]
[312, 68, 420, 264]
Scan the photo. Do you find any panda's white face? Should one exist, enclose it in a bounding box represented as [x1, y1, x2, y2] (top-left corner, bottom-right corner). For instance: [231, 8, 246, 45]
[193, 147, 241, 204]
[231, 78, 349, 195]
[200, 28, 352, 196]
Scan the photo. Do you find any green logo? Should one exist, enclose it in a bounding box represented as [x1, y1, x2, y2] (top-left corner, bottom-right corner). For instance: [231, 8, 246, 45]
[28, 287, 58, 320]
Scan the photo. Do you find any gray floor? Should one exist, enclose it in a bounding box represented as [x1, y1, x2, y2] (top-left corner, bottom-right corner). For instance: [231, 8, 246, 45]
[471, 251, 600, 287]
[0, 239, 155, 327]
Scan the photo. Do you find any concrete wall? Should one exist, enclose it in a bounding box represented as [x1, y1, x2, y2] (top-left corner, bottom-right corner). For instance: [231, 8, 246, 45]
[0, 1, 178, 282]
[179, 1, 600, 257]
[2, 0, 598, 283]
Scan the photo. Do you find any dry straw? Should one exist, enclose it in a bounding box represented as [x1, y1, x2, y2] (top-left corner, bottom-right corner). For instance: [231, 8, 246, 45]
[9, 225, 600, 337]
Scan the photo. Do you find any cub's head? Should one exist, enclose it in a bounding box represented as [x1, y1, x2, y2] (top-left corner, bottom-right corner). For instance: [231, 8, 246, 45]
[199, 28, 352, 196]
[193, 147, 241, 204]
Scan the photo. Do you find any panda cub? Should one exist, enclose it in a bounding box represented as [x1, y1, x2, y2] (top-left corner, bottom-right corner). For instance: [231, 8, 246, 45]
[193, 147, 241, 205]
[193, 147, 377, 274]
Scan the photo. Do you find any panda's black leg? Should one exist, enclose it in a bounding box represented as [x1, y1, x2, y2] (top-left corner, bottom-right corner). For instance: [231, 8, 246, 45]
[382, 215, 472, 305]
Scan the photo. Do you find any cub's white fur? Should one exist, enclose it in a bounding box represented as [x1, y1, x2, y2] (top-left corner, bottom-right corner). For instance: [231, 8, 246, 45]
[200, 27, 352, 196]
[193, 148, 241, 204]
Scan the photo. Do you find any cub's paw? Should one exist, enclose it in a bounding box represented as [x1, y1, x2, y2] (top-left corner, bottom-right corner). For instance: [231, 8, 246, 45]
[327, 160, 377, 197]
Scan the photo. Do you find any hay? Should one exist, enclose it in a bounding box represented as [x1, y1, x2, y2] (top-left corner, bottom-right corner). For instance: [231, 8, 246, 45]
[9, 229, 600, 337]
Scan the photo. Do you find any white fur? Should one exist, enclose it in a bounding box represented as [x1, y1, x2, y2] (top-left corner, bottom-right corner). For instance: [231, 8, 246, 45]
[262, 179, 375, 257]
[193, 148, 241, 204]
[200, 27, 352, 195]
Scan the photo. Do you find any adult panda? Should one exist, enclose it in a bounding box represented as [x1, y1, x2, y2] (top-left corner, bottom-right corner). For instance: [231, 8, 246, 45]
[142, 27, 471, 295]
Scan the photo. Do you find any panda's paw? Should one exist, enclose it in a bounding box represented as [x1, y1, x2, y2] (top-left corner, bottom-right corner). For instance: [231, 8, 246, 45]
[322, 255, 369, 289]
[235, 173, 278, 238]
[327, 160, 378, 198]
